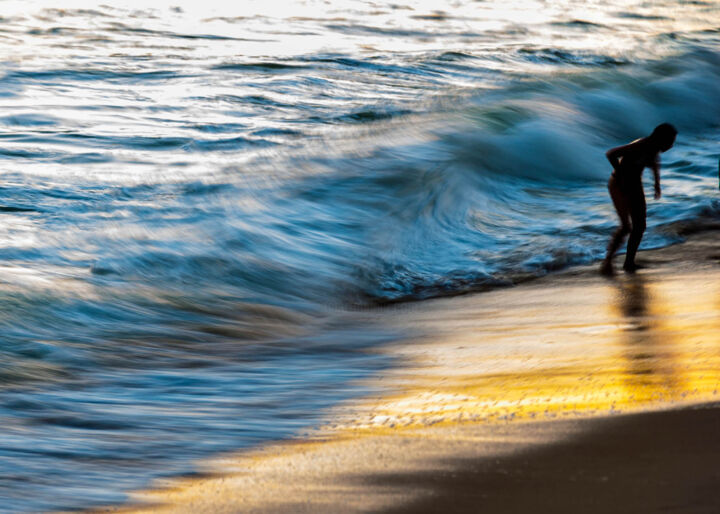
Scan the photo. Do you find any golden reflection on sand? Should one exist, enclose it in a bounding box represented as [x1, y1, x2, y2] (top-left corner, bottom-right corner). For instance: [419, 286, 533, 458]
[613, 274, 682, 403]
[322, 268, 720, 436]
[112, 238, 720, 514]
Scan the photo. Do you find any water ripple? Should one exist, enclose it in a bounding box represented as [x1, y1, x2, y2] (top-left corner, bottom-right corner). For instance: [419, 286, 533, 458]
[0, 0, 718, 511]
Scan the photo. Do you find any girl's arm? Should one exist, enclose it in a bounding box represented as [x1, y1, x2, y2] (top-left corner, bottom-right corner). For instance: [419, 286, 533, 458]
[605, 139, 644, 171]
[605, 146, 624, 170]
[651, 156, 661, 199]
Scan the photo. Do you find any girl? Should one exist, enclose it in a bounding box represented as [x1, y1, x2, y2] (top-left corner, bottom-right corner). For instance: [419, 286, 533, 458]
[601, 123, 677, 274]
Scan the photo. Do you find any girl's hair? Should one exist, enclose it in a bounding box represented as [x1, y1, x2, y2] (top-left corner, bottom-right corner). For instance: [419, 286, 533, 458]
[650, 123, 677, 150]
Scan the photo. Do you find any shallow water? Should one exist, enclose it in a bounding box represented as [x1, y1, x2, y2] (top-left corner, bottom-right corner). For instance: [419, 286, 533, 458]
[0, 0, 719, 510]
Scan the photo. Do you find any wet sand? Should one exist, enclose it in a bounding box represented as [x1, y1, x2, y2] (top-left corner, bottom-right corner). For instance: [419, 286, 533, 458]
[101, 228, 720, 513]
[379, 405, 720, 514]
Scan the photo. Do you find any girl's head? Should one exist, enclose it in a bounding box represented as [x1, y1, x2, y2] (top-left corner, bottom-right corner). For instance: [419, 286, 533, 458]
[650, 123, 677, 152]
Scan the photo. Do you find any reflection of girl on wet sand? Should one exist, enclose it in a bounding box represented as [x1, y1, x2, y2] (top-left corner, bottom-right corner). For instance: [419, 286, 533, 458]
[601, 123, 677, 275]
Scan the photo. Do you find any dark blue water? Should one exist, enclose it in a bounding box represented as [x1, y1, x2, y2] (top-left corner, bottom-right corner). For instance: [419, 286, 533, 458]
[0, 0, 719, 511]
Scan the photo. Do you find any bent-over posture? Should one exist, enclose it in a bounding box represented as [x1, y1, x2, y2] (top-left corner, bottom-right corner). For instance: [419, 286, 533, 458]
[601, 123, 677, 274]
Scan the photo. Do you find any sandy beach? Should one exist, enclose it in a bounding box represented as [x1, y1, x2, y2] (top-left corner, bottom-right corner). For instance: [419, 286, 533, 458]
[100, 227, 720, 514]
[3, 2, 720, 511]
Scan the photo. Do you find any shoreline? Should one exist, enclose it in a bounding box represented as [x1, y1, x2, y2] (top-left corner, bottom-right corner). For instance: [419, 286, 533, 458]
[96, 228, 720, 513]
[366, 216, 720, 307]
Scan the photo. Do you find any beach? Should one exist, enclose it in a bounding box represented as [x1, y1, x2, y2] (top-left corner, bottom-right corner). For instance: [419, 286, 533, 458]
[102, 226, 720, 513]
[2, 2, 720, 510]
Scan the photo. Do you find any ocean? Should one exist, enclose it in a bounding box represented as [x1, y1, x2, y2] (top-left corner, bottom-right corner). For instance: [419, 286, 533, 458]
[0, 0, 718, 510]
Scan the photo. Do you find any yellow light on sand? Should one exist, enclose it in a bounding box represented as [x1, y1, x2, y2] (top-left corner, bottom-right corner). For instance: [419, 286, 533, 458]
[321, 268, 720, 436]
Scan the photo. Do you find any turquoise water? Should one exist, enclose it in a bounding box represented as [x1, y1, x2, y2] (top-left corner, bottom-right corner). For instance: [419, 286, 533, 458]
[0, 1, 719, 510]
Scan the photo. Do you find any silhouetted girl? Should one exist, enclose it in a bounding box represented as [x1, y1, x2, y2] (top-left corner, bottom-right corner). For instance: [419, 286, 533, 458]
[601, 123, 677, 274]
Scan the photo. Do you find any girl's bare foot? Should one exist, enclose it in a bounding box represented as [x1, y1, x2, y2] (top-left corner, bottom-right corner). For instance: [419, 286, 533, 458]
[623, 262, 647, 273]
[600, 259, 614, 276]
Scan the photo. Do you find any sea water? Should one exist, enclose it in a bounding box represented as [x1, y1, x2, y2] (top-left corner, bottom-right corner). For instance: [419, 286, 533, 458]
[0, 0, 718, 510]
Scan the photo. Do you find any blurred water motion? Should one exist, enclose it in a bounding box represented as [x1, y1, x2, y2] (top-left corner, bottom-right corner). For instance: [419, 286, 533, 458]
[0, 0, 719, 510]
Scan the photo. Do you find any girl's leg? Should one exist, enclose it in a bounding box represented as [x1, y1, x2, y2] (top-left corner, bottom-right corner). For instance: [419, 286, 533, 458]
[602, 177, 631, 273]
[623, 187, 647, 272]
